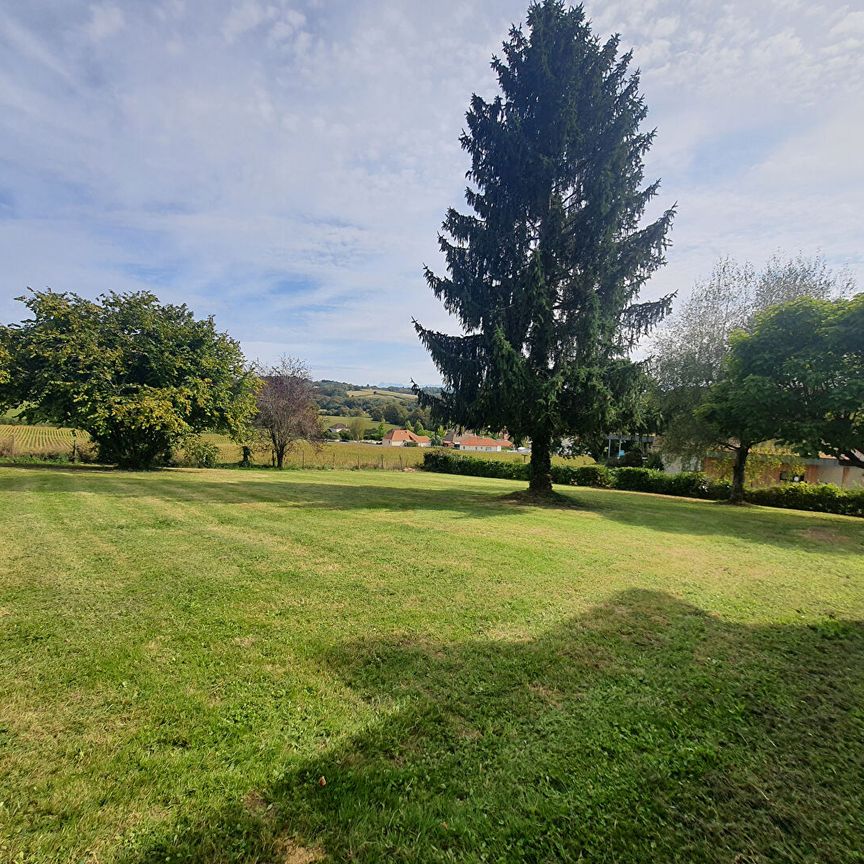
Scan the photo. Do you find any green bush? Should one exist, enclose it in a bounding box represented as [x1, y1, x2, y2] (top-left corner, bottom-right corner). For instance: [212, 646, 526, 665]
[570, 464, 612, 487]
[745, 483, 864, 517]
[422, 450, 862, 517]
[422, 450, 529, 480]
[611, 467, 662, 492]
[610, 468, 715, 500]
[179, 437, 220, 468]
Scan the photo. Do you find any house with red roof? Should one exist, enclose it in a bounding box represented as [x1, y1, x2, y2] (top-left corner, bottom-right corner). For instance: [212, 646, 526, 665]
[443, 430, 513, 452]
[382, 428, 432, 447]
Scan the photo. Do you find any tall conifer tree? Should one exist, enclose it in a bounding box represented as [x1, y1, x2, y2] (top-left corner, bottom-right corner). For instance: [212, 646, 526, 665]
[414, 0, 675, 493]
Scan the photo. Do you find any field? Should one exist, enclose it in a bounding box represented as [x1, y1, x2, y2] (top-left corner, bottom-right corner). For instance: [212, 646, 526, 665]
[317, 415, 397, 432]
[1, 466, 862, 863]
[345, 388, 416, 402]
[0, 424, 87, 458]
[1, 423, 577, 471]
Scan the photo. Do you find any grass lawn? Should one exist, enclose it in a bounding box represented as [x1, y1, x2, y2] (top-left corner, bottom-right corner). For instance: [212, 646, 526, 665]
[0, 467, 862, 863]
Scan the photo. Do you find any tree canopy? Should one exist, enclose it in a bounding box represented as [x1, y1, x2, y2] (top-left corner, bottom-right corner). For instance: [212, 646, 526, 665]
[0, 290, 258, 468]
[414, 0, 674, 493]
[726, 295, 864, 469]
[651, 253, 854, 464]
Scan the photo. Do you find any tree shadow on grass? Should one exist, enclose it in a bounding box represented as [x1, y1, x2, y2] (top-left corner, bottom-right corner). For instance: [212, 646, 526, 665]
[1, 467, 861, 550]
[584, 487, 864, 556]
[119, 590, 864, 863]
[0, 470, 526, 519]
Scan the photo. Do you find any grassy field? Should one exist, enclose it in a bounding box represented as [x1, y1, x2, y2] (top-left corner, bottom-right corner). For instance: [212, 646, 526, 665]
[345, 388, 416, 402]
[317, 414, 398, 432]
[202, 437, 546, 469]
[0, 467, 862, 863]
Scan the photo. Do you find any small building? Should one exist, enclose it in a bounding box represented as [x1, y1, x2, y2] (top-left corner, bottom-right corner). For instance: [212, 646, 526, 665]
[701, 452, 864, 489]
[443, 430, 514, 452]
[327, 423, 349, 435]
[382, 429, 432, 447]
[454, 435, 513, 452]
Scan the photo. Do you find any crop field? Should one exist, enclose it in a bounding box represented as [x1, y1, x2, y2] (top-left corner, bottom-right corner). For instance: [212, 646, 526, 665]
[0, 424, 87, 458]
[0, 466, 862, 863]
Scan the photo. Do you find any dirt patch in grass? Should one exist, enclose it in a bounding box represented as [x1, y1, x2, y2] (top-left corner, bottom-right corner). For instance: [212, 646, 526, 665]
[243, 790, 270, 815]
[274, 835, 324, 863]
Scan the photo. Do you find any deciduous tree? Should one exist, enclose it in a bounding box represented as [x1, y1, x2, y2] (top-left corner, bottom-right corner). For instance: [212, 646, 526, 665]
[348, 416, 367, 441]
[726, 296, 864, 470]
[0, 290, 258, 468]
[652, 254, 853, 469]
[256, 356, 322, 468]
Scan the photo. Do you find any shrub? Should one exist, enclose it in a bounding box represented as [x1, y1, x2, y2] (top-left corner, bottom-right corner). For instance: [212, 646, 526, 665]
[611, 467, 665, 492]
[179, 437, 220, 468]
[0, 435, 16, 458]
[571, 464, 612, 487]
[745, 483, 864, 517]
[422, 450, 529, 480]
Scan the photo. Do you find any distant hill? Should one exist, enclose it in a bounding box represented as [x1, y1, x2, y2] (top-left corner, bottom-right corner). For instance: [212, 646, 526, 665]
[313, 380, 432, 426]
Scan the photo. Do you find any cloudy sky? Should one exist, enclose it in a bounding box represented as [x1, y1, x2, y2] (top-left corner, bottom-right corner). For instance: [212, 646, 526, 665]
[2, 1, 862, 383]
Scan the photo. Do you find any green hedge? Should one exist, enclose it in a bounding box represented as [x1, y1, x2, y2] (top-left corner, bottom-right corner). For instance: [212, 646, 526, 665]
[421, 451, 862, 517]
[421, 451, 529, 480]
[745, 483, 864, 517]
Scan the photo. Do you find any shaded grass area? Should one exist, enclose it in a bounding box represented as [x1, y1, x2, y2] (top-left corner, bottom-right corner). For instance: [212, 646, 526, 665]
[0, 467, 862, 863]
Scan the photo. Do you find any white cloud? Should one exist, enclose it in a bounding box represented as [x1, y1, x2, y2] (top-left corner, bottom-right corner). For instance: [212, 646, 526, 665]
[85, 3, 124, 41]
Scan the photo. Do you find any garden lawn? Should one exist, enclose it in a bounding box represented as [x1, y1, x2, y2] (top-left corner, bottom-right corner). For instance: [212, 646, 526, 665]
[0, 466, 862, 863]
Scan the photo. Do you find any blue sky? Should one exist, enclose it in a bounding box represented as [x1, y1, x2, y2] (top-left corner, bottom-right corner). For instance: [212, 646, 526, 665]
[2, 1, 862, 384]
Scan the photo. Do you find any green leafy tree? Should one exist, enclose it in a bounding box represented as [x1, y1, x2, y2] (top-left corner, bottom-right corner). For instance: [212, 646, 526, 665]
[383, 401, 408, 426]
[348, 416, 367, 441]
[726, 296, 864, 470]
[652, 254, 853, 463]
[0, 290, 258, 468]
[414, 0, 674, 494]
[697, 375, 779, 503]
[0, 339, 10, 387]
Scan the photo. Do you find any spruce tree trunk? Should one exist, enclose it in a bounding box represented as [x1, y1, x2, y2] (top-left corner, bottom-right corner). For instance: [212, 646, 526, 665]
[529, 434, 553, 495]
[729, 443, 749, 504]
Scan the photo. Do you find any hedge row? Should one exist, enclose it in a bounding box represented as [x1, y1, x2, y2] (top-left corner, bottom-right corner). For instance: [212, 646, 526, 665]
[421, 451, 863, 517]
[744, 483, 864, 517]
